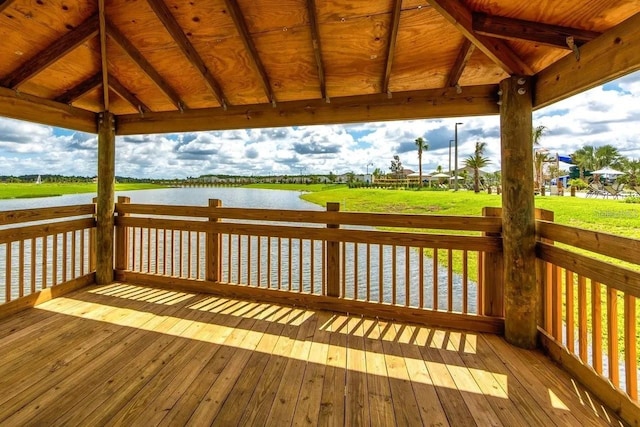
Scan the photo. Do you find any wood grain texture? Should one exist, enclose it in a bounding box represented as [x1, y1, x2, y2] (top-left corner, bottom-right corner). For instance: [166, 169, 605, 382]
[96, 111, 115, 286]
[108, 74, 151, 113]
[0, 204, 94, 226]
[500, 75, 536, 349]
[446, 39, 475, 88]
[116, 84, 499, 135]
[535, 11, 640, 108]
[382, 0, 402, 94]
[55, 73, 102, 104]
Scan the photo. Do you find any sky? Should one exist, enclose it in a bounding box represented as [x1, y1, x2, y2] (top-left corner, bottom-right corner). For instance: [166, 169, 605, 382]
[1, 70, 639, 179]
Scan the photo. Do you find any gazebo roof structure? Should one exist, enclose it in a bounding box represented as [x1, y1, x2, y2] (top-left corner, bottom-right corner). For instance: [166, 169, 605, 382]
[0, 0, 638, 135]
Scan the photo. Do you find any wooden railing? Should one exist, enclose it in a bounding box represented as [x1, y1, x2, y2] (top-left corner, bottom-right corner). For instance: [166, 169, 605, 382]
[536, 209, 640, 420]
[114, 198, 505, 333]
[0, 205, 96, 318]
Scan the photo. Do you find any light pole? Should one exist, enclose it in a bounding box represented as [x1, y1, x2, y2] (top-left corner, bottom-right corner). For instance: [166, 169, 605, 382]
[366, 162, 373, 174]
[454, 122, 463, 191]
[448, 139, 454, 189]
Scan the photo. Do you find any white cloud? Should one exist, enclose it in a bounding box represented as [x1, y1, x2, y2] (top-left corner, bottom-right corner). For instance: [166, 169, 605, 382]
[1, 71, 639, 178]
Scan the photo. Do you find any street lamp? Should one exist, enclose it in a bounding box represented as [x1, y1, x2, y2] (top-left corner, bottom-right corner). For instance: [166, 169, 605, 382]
[454, 122, 463, 191]
[448, 139, 454, 189]
[366, 162, 373, 174]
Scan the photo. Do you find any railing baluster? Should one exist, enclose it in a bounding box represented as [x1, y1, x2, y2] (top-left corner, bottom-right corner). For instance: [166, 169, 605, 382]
[19, 240, 25, 298]
[52, 233, 58, 286]
[624, 294, 637, 401]
[237, 234, 242, 284]
[5, 243, 11, 302]
[366, 244, 371, 302]
[462, 250, 468, 314]
[592, 280, 603, 374]
[178, 229, 183, 277]
[288, 237, 293, 291]
[277, 237, 281, 289]
[341, 242, 346, 297]
[227, 234, 232, 283]
[257, 236, 262, 287]
[447, 249, 453, 312]
[169, 229, 175, 276]
[433, 249, 438, 311]
[354, 243, 359, 300]
[607, 287, 619, 387]
[248, 235, 252, 286]
[378, 244, 383, 303]
[566, 270, 574, 352]
[419, 247, 424, 309]
[322, 240, 326, 295]
[391, 245, 397, 305]
[147, 228, 152, 274]
[132, 226, 137, 272]
[155, 229, 160, 275]
[62, 232, 68, 282]
[31, 237, 36, 294]
[477, 250, 483, 315]
[298, 238, 303, 293]
[578, 275, 587, 362]
[310, 239, 315, 294]
[267, 236, 272, 289]
[405, 246, 410, 307]
[139, 227, 144, 273]
[42, 236, 47, 289]
[71, 230, 77, 278]
[544, 262, 553, 332]
[196, 231, 200, 279]
[79, 233, 85, 276]
[552, 265, 562, 340]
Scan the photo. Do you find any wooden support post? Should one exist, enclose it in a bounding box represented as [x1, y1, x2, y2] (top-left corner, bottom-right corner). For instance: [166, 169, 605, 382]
[95, 111, 115, 285]
[500, 75, 537, 348]
[90, 197, 97, 273]
[206, 199, 222, 282]
[482, 207, 504, 316]
[114, 196, 130, 271]
[326, 202, 341, 297]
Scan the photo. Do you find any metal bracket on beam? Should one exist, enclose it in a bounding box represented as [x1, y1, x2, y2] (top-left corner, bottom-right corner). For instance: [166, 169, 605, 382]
[566, 36, 580, 60]
[387, 90, 393, 99]
[455, 84, 462, 94]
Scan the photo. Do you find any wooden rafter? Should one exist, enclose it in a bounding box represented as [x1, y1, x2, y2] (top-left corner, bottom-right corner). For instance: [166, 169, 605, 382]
[426, 0, 533, 76]
[146, 0, 229, 109]
[383, 0, 403, 95]
[224, 0, 276, 106]
[106, 20, 187, 111]
[98, 0, 109, 110]
[446, 39, 475, 88]
[116, 85, 499, 135]
[108, 75, 151, 113]
[0, 15, 99, 89]
[0, 0, 16, 14]
[55, 73, 102, 104]
[473, 13, 602, 49]
[305, 0, 328, 102]
[535, 12, 640, 109]
[0, 86, 97, 133]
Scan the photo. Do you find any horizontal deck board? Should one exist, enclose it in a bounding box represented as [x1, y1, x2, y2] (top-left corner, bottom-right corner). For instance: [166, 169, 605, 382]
[0, 282, 625, 426]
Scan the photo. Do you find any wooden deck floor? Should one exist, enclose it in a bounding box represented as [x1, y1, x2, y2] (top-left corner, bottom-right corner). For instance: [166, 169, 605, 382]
[0, 283, 624, 426]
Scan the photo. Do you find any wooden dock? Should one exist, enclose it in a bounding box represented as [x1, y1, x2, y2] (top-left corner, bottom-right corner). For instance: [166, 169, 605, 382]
[0, 283, 622, 426]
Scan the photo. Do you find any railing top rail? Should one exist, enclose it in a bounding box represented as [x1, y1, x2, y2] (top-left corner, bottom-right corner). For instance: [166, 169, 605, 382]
[0, 204, 95, 227]
[536, 220, 640, 266]
[116, 203, 502, 233]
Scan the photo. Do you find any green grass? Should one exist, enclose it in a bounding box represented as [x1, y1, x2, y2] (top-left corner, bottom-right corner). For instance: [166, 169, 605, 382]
[0, 183, 166, 200]
[243, 183, 347, 192]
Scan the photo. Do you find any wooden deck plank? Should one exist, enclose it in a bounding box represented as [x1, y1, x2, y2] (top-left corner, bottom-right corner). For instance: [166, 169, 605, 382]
[317, 314, 349, 425]
[264, 312, 317, 426]
[207, 305, 293, 425]
[0, 283, 626, 427]
[290, 311, 332, 426]
[362, 318, 397, 426]
[482, 334, 609, 427]
[380, 320, 426, 427]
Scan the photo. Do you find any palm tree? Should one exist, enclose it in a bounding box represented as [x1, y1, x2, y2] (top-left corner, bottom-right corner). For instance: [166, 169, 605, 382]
[532, 125, 547, 146]
[414, 137, 429, 188]
[594, 144, 622, 169]
[571, 145, 595, 180]
[532, 125, 547, 190]
[464, 141, 491, 193]
[534, 150, 551, 189]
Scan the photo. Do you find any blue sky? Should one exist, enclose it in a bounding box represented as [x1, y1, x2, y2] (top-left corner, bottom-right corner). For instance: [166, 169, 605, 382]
[1, 70, 639, 179]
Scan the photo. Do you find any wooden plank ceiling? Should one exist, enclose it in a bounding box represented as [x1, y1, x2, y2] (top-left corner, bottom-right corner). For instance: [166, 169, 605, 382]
[0, 0, 638, 134]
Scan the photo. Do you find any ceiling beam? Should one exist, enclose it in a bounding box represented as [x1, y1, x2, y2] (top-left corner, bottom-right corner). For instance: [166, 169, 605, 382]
[146, 0, 229, 109]
[473, 13, 601, 49]
[55, 73, 102, 104]
[224, 0, 276, 106]
[446, 38, 475, 88]
[98, 0, 109, 110]
[382, 0, 403, 95]
[116, 84, 499, 135]
[106, 20, 186, 111]
[305, 0, 328, 102]
[0, 86, 97, 133]
[426, 0, 533, 76]
[108, 75, 151, 113]
[0, 0, 16, 14]
[535, 12, 640, 109]
[0, 15, 99, 89]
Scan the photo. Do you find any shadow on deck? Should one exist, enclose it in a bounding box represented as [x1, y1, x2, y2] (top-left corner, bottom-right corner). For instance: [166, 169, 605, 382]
[0, 283, 624, 426]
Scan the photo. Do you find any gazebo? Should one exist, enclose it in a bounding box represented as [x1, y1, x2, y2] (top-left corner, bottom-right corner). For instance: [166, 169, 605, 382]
[1, 0, 639, 424]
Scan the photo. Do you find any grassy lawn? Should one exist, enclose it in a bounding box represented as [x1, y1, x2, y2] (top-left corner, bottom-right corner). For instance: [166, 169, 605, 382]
[243, 183, 347, 192]
[0, 183, 165, 200]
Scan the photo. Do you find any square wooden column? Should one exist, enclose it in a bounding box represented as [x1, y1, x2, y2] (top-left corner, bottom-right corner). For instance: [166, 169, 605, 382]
[500, 76, 537, 349]
[96, 111, 115, 285]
